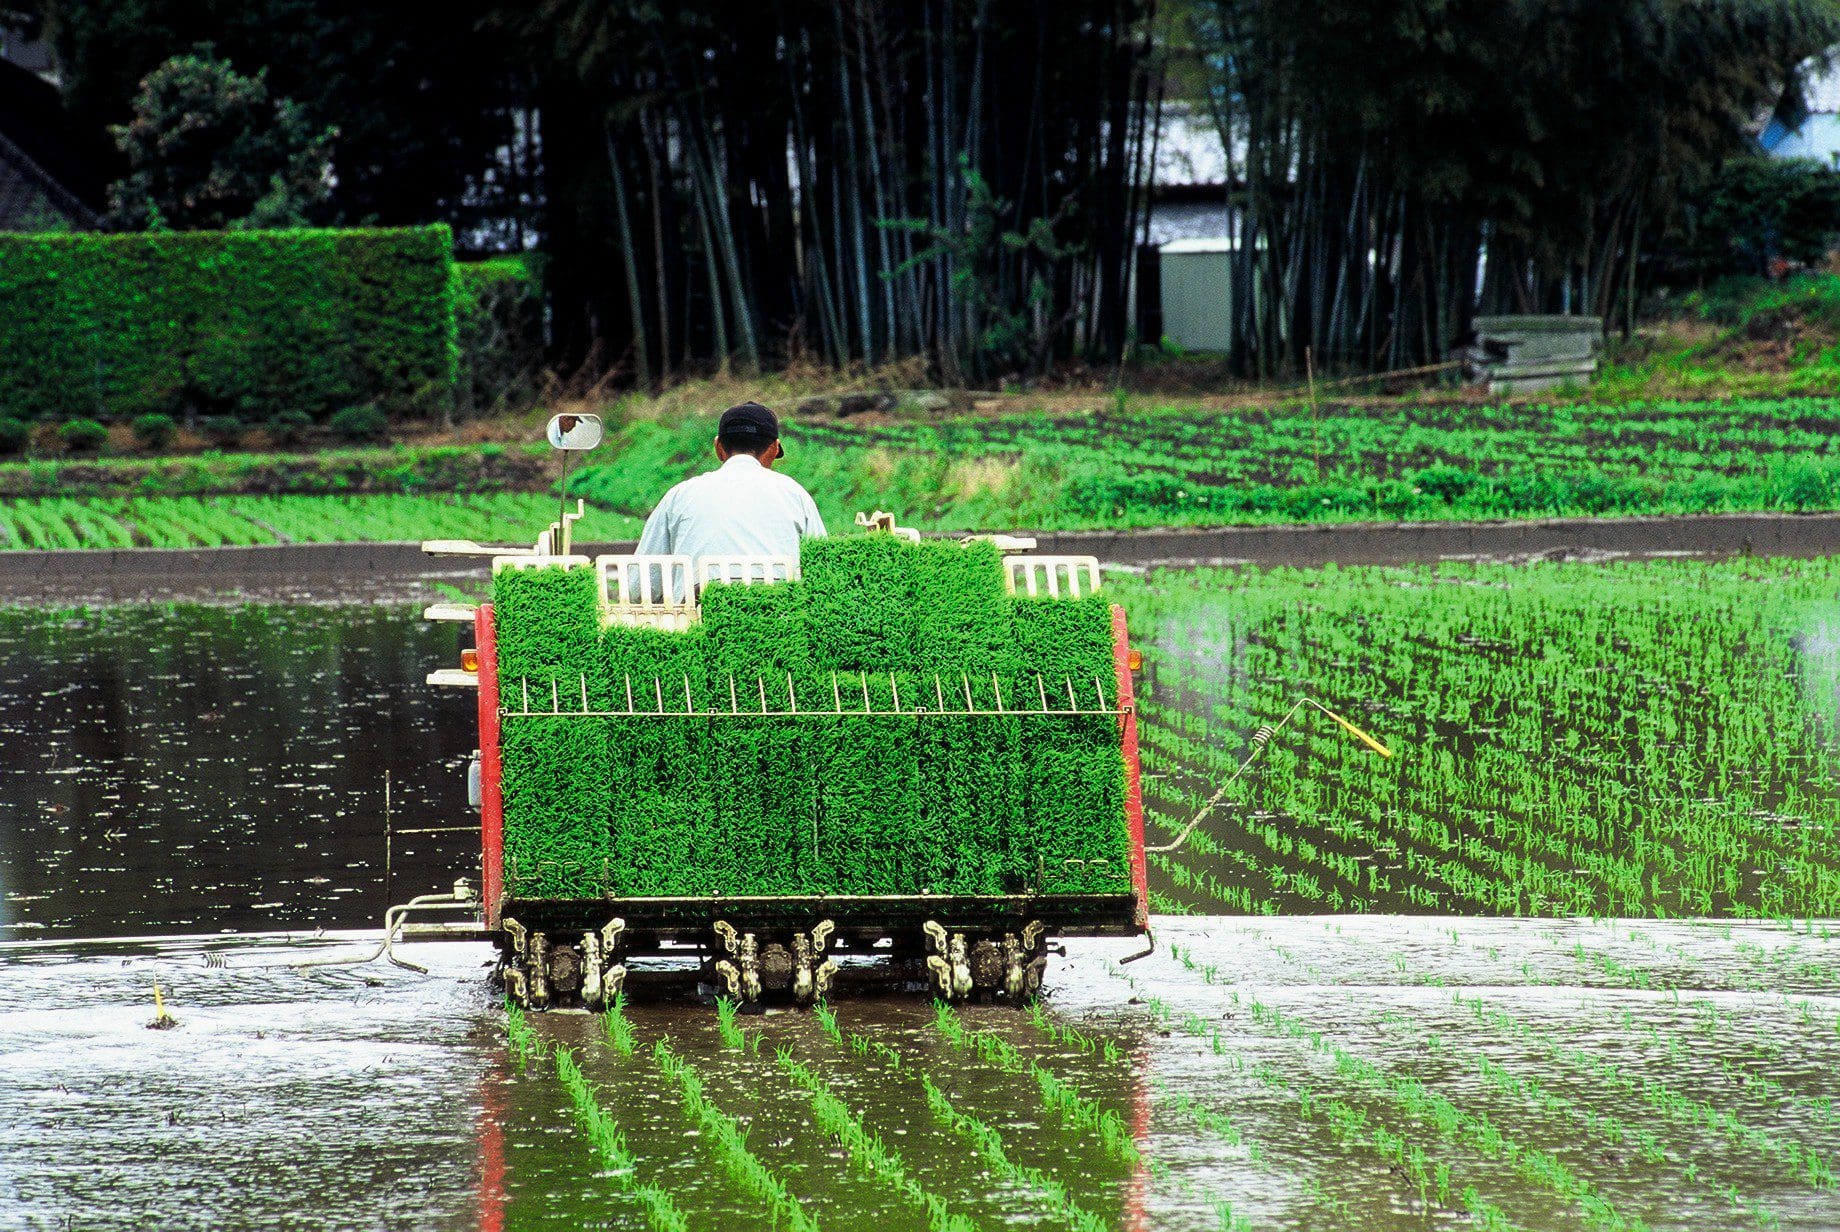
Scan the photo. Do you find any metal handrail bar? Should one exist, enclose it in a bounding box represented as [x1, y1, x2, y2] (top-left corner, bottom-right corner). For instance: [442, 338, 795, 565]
[497, 670, 1121, 719]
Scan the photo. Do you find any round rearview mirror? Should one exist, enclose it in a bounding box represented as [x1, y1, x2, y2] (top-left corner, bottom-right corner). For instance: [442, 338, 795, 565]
[546, 413, 604, 451]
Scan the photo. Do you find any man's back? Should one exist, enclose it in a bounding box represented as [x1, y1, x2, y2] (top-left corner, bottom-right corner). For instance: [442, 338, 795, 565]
[637, 452, 826, 560]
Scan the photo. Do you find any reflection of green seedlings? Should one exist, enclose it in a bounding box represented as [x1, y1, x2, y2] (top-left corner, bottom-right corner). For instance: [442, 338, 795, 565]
[932, 1002, 1137, 1164]
[652, 1040, 818, 1232]
[553, 1044, 688, 1232]
[603, 990, 636, 1057]
[777, 1049, 977, 1232]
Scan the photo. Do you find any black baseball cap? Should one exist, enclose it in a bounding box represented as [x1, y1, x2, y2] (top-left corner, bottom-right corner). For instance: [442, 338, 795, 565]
[718, 402, 783, 455]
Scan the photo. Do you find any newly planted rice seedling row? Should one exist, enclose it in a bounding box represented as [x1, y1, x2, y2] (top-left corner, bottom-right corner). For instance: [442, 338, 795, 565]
[917, 1072, 1112, 1232]
[1123, 557, 1840, 922]
[932, 1002, 1138, 1163]
[553, 1044, 691, 1232]
[1183, 917, 1827, 1218]
[1444, 991, 1835, 1194]
[1107, 962, 1641, 1232]
[776, 1050, 978, 1232]
[651, 1039, 820, 1232]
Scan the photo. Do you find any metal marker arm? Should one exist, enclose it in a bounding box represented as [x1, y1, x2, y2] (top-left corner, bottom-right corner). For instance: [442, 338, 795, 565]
[1145, 697, 1392, 855]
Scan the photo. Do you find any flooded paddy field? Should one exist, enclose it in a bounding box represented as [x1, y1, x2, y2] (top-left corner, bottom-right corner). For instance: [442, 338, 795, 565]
[5, 919, 1834, 1231]
[3, 553, 1839, 1230]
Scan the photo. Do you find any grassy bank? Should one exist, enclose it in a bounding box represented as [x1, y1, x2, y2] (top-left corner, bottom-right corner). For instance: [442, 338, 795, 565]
[1597, 273, 1840, 399]
[571, 394, 1840, 534]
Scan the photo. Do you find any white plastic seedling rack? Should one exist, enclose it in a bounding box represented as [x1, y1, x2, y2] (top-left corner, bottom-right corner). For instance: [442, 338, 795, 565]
[1004, 555, 1102, 598]
[698, 555, 801, 586]
[490, 552, 801, 632]
[493, 553, 592, 573]
[598, 554, 696, 632]
[498, 550, 1102, 624]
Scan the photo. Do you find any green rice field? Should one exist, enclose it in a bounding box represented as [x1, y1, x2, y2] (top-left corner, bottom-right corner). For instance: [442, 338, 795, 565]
[12, 394, 1840, 549]
[572, 396, 1840, 532]
[471, 553, 1840, 1232]
[5, 549, 1838, 1231]
[0, 491, 641, 549]
[1125, 556, 1840, 921]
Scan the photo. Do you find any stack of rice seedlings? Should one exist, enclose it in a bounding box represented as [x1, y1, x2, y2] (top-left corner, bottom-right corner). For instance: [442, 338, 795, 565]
[700, 580, 822, 895]
[600, 622, 714, 896]
[492, 533, 1128, 899]
[496, 564, 612, 897]
[1011, 593, 1130, 893]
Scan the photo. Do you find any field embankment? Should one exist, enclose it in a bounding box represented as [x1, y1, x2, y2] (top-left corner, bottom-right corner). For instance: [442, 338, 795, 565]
[8, 392, 1840, 549]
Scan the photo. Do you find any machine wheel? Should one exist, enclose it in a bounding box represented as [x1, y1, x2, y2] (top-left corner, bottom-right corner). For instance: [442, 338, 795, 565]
[500, 916, 627, 1012]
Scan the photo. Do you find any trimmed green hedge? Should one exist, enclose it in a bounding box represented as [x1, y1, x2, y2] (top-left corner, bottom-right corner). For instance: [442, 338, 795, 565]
[0, 226, 458, 422]
[495, 535, 1130, 900]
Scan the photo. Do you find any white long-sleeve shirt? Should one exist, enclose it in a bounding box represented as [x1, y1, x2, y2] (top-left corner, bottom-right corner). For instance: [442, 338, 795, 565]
[636, 453, 827, 560]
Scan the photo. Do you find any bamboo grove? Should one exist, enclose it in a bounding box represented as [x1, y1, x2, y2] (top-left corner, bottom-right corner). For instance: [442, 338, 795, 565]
[520, 0, 1154, 384]
[33, 0, 1840, 380]
[1182, 0, 1840, 376]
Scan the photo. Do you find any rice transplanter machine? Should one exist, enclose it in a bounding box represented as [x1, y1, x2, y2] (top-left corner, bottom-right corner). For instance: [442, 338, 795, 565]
[418, 413, 1149, 1008]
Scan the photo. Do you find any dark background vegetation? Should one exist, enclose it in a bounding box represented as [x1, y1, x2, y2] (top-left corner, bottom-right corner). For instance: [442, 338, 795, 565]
[6, 0, 1840, 390]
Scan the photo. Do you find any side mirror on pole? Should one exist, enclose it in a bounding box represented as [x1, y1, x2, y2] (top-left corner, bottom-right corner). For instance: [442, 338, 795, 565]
[546, 413, 604, 451]
[545, 414, 603, 555]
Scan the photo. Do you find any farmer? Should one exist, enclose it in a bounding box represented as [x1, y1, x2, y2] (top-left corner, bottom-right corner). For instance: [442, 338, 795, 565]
[636, 401, 826, 560]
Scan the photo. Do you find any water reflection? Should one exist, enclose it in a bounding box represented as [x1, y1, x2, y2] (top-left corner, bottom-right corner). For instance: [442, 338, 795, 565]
[0, 605, 476, 939]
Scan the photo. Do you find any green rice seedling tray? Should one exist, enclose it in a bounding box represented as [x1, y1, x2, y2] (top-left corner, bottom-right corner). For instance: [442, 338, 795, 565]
[491, 535, 1133, 904]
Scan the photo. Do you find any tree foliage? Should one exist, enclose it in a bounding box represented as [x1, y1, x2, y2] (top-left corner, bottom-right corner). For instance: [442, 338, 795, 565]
[1664, 156, 1840, 280]
[25, 0, 1840, 381]
[1184, 0, 1840, 375]
[39, 0, 532, 237]
[509, 0, 1154, 383]
[107, 49, 335, 230]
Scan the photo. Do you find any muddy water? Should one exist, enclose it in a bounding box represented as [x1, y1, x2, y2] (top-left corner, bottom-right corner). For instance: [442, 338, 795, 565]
[9, 919, 1833, 1230]
[3, 599, 1838, 1230]
[0, 605, 477, 939]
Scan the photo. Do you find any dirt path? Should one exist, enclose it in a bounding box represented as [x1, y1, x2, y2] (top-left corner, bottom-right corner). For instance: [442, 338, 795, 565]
[4, 510, 1840, 603]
